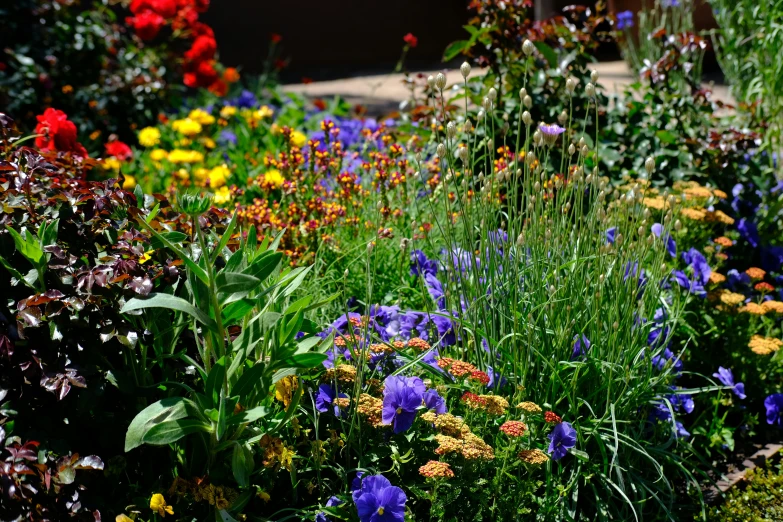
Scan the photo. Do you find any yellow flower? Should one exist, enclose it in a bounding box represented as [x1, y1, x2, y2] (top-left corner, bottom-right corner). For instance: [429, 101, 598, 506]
[213, 186, 232, 206]
[122, 175, 137, 190]
[138, 127, 161, 147]
[188, 108, 215, 126]
[290, 131, 306, 148]
[175, 168, 190, 180]
[278, 444, 296, 471]
[208, 164, 231, 188]
[116, 515, 134, 522]
[200, 137, 216, 149]
[258, 490, 271, 503]
[275, 375, 298, 407]
[193, 167, 208, 181]
[168, 149, 204, 164]
[254, 105, 274, 120]
[150, 493, 174, 517]
[150, 149, 168, 161]
[139, 250, 154, 264]
[102, 157, 122, 171]
[171, 118, 203, 137]
[264, 169, 285, 188]
[220, 105, 237, 119]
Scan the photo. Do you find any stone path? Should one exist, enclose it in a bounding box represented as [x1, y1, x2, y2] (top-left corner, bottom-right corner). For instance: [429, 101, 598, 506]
[282, 61, 733, 116]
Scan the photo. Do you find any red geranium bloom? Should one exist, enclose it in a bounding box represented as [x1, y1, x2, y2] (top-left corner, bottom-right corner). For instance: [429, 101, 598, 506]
[270, 33, 283, 44]
[34, 108, 87, 157]
[223, 67, 240, 83]
[185, 35, 217, 62]
[189, 21, 214, 38]
[208, 80, 228, 97]
[129, 0, 155, 14]
[127, 11, 166, 41]
[403, 32, 418, 48]
[172, 6, 198, 31]
[105, 140, 133, 161]
[192, 0, 210, 13]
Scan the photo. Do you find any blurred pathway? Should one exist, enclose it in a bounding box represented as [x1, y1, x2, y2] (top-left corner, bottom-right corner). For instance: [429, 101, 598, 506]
[281, 61, 733, 116]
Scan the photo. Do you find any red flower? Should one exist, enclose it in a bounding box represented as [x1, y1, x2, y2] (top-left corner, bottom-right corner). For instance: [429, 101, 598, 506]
[34, 108, 87, 157]
[270, 33, 283, 44]
[105, 140, 133, 161]
[755, 282, 775, 293]
[544, 411, 562, 424]
[189, 21, 214, 38]
[129, 0, 155, 14]
[208, 80, 228, 97]
[185, 35, 217, 62]
[127, 11, 166, 41]
[223, 67, 240, 83]
[172, 6, 198, 31]
[469, 370, 491, 385]
[192, 0, 210, 13]
[313, 99, 327, 111]
[403, 33, 418, 48]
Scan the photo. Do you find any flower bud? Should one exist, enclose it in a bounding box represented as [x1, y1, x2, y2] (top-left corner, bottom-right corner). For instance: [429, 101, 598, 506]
[558, 111, 568, 125]
[435, 73, 447, 90]
[568, 143, 576, 155]
[522, 39, 534, 56]
[460, 61, 471, 79]
[581, 145, 589, 156]
[446, 121, 457, 138]
[523, 95, 532, 109]
[477, 109, 485, 120]
[674, 219, 682, 231]
[482, 97, 493, 111]
[427, 75, 435, 88]
[464, 119, 474, 134]
[437, 143, 447, 158]
[585, 82, 595, 98]
[644, 156, 655, 175]
[590, 69, 599, 83]
[415, 152, 422, 162]
[522, 111, 532, 125]
[488, 87, 497, 101]
[566, 77, 576, 93]
[519, 87, 527, 99]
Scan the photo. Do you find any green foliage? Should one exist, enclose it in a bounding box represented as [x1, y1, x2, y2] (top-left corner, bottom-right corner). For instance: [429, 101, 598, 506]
[708, 460, 783, 522]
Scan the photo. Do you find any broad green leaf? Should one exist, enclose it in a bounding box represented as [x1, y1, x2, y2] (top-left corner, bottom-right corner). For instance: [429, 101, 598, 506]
[149, 231, 188, 250]
[0, 255, 35, 289]
[121, 293, 216, 329]
[125, 397, 197, 451]
[232, 362, 267, 400]
[655, 130, 678, 145]
[443, 39, 470, 61]
[227, 405, 270, 426]
[136, 218, 209, 284]
[243, 251, 282, 282]
[6, 226, 43, 265]
[142, 418, 212, 445]
[217, 272, 261, 295]
[211, 209, 239, 264]
[205, 356, 227, 407]
[280, 352, 327, 369]
[222, 298, 256, 323]
[231, 442, 253, 487]
[534, 41, 558, 68]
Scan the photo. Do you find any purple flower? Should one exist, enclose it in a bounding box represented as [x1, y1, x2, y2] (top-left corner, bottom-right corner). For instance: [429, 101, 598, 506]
[352, 474, 407, 522]
[737, 218, 759, 247]
[651, 223, 677, 258]
[399, 311, 429, 340]
[316, 384, 348, 415]
[764, 393, 783, 427]
[616, 10, 634, 29]
[674, 421, 690, 438]
[682, 248, 711, 286]
[712, 367, 746, 399]
[323, 349, 336, 369]
[487, 365, 507, 389]
[218, 130, 237, 146]
[410, 249, 438, 277]
[424, 272, 446, 309]
[667, 390, 694, 414]
[382, 376, 425, 433]
[547, 421, 577, 460]
[422, 388, 447, 414]
[231, 90, 258, 109]
[606, 227, 617, 244]
[571, 334, 591, 359]
[431, 313, 458, 346]
[351, 471, 365, 493]
[538, 123, 566, 146]
[662, 0, 680, 6]
[316, 496, 343, 522]
[651, 347, 682, 372]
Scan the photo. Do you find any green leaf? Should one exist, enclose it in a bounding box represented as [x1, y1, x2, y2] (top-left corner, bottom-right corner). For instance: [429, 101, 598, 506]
[227, 405, 270, 426]
[231, 442, 253, 488]
[280, 352, 327, 369]
[136, 218, 209, 284]
[121, 293, 216, 329]
[655, 130, 678, 145]
[149, 231, 188, 250]
[222, 298, 256, 323]
[217, 272, 261, 295]
[6, 226, 43, 265]
[443, 39, 471, 61]
[205, 356, 227, 407]
[211, 210, 239, 264]
[0, 255, 34, 289]
[243, 251, 282, 282]
[125, 397, 197, 451]
[534, 41, 558, 67]
[38, 218, 59, 247]
[232, 362, 267, 401]
[142, 419, 212, 445]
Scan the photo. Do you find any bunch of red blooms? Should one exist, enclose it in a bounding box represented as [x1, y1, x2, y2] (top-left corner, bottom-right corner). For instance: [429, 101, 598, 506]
[34, 108, 88, 158]
[126, 0, 234, 95]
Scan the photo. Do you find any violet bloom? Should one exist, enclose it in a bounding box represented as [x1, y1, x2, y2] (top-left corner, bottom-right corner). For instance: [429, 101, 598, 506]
[410, 249, 438, 277]
[382, 376, 425, 433]
[712, 367, 746, 399]
[351, 471, 365, 493]
[316, 496, 343, 522]
[651, 347, 682, 372]
[218, 130, 237, 146]
[352, 474, 407, 522]
[539, 123, 566, 147]
[487, 365, 507, 390]
[737, 218, 760, 247]
[571, 334, 591, 359]
[316, 384, 347, 415]
[606, 227, 617, 244]
[667, 390, 694, 414]
[424, 272, 446, 309]
[616, 10, 634, 29]
[422, 388, 447, 414]
[764, 393, 783, 427]
[651, 223, 677, 258]
[547, 421, 577, 460]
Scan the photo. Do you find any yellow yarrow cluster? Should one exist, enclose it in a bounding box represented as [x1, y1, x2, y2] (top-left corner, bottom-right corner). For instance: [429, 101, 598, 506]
[518, 448, 550, 465]
[419, 460, 454, 479]
[323, 364, 357, 383]
[172, 118, 203, 136]
[761, 301, 783, 314]
[434, 433, 494, 460]
[356, 393, 383, 426]
[168, 149, 204, 164]
[739, 302, 767, 315]
[748, 335, 782, 355]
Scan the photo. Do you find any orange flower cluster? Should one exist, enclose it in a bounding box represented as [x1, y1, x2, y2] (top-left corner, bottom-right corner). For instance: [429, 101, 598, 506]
[499, 420, 527, 437]
[438, 357, 478, 377]
[419, 460, 454, 479]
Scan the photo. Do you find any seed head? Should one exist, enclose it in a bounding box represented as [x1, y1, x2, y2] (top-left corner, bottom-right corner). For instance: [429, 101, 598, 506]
[566, 77, 577, 93]
[522, 39, 535, 56]
[585, 82, 595, 98]
[523, 95, 532, 109]
[644, 156, 655, 175]
[488, 87, 497, 101]
[522, 111, 532, 125]
[590, 69, 599, 83]
[446, 121, 457, 138]
[437, 143, 447, 158]
[427, 75, 435, 88]
[435, 73, 447, 90]
[460, 61, 471, 79]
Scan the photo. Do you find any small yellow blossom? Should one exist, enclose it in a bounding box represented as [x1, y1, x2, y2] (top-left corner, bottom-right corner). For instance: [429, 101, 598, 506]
[274, 375, 298, 407]
[175, 168, 190, 180]
[188, 108, 215, 126]
[171, 118, 202, 137]
[220, 105, 237, 119]
[761, 301, 783, 314]
[213, 186, 232, 206]
[168, 149, 204, 164]
[122, 175, 137, 190]
[264, 169, 285, 188]
[208, 164, 231, 188]
[139, 250, 154, 264]
[200, 137, 216, 149]
[116, 515, 134, 522]
[290, 130, 307, 148]
[138, 127, 161, 147]
[258, 490, 271, 503]
[102, 157, 122, 171]
[748, 335, 783, 355]
[150, 148, 168, 161]
[254, 105, 274, 120]
[150, 493, 174, 517]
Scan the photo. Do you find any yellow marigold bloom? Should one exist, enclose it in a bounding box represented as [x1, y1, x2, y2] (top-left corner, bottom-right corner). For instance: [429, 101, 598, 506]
[748, 335, 783, 355]
[709, 272, 726, 285]
[517, 401, 543, 414]
[150, 148, 168, 161]
[213, 186, 232, 206]
[290, 130, 307, 148]
[208, 164, 231, 188]
[188, 108, 215, 126]
[220, 105, 237, 119]
[89, 130, 102, 141]
[171, 118, 202, 137]
[122, 175, 137, 190]
[102, 157, 121, 171]
[714, 236, 733, 247]
[62, 84, 74, 94]
[139, 250, 154, 264]
[419, 460, 454, 479]
[200, 137, 216, 149]
[518, 448, 549, 465]
[150, 493, 174, 517]
[193, 167, 208, 181]
[274, 375, 298, 407]
[745, 267, 766, 280]
[761, 301, 783, 314]
[680, 208, 707, 221]
[138, 127, 161, 147]
[719, 291, 745, 307]
[264, 169, 285, 189]
[168, 149, 204, 164]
